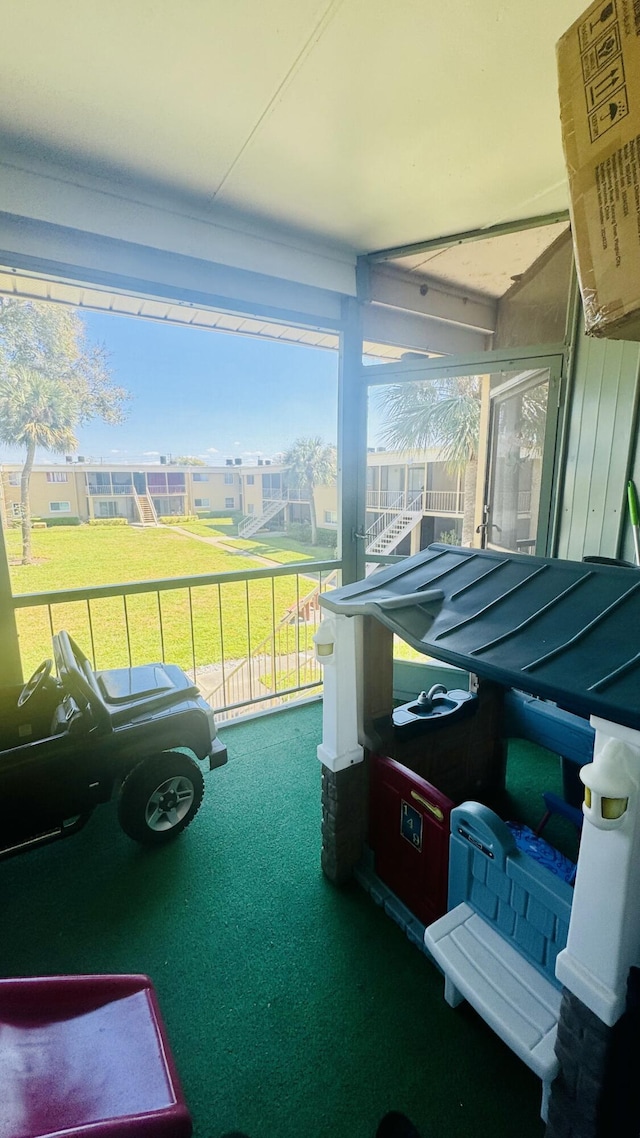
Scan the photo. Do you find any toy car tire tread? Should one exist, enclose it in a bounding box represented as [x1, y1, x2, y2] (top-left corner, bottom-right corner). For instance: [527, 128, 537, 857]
[118, 752, 205, 845]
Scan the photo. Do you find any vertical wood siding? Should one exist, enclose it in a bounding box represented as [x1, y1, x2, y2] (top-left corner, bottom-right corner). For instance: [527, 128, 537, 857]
[556, 332, 640, 562]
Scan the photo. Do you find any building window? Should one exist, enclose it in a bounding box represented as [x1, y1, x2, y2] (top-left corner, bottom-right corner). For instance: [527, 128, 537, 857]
[324, 510, 338, 525]
[194, 498, 210, 508]
[225, 497, 235, 509]
[224, 472, 234, 484]
[99, 501, 119, 518]
[246, 474, 255, 485]
[247, 503, 255, 515]
[46, 471, 68, 483]
[111, 473, 133, 493]
[262, 472, 281, 494]
[10, 502, 22, 518]
[8, 472, 20, 486]
[87, 472, 111, 493]
[50, 501, 71, 512]
[192, 473, 208, 482]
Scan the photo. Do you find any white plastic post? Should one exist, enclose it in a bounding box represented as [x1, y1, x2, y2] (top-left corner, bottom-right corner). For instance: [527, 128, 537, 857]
[555, 716, 640, 1025]
[313, 614, 364, 772]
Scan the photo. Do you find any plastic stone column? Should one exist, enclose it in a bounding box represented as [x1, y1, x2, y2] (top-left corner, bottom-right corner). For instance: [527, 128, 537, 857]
[556, 716, 640, 1026]
[315, 613, 364, 772]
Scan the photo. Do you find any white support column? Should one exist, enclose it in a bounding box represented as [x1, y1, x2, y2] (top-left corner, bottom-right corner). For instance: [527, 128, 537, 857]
[555, 716, 640, 1025]
[313, 614, 364, 773]
[0, 514, 21, 684]
[410, 520, 421, 555]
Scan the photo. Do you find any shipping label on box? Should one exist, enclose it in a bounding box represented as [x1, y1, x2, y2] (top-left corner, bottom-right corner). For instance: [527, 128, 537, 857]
[557, 0, 640, 339]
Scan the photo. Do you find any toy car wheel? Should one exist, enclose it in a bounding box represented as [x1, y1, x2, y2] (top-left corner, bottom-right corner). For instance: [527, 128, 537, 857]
[118, 752, 205, 845]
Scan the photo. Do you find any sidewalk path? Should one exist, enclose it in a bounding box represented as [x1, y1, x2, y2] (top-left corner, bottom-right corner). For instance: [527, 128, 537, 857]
[168, 525, 282, 567]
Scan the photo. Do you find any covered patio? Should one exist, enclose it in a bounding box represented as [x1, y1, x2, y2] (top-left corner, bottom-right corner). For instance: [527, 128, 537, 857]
[1, 3, 640, 1137]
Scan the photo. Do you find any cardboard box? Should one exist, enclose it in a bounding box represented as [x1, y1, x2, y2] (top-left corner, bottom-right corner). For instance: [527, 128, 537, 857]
[557, 0, 640, 339]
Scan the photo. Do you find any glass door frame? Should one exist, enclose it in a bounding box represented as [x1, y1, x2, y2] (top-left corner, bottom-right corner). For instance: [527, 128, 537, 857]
[482, 360, 563, 557]
[358, 345, 566, 571]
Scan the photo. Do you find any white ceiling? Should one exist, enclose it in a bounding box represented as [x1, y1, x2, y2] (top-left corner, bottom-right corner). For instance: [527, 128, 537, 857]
[0, 0, 586, 260]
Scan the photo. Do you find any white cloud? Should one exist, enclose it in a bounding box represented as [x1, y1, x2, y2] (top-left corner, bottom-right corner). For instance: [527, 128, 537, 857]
[206, 447, 219, 454]
[143, 450, 160, 456]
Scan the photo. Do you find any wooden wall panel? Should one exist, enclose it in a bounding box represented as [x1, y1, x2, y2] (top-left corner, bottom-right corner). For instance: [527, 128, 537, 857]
[556, 332, 640, 562]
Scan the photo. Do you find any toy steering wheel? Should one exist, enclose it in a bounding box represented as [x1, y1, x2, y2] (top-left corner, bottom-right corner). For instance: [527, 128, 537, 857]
[17, 659, 53, 708]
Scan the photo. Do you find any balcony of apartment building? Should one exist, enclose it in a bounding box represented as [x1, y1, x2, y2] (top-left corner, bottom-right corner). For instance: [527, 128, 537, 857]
[85, 469, 187, 523]
[364, 456, 465, 558]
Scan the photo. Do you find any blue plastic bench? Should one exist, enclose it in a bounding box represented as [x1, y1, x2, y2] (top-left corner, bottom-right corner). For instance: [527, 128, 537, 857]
[424, 802, 573, 1122]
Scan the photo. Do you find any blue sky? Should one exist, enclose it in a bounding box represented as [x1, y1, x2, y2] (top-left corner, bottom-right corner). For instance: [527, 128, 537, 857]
[4, 309, 342, 465]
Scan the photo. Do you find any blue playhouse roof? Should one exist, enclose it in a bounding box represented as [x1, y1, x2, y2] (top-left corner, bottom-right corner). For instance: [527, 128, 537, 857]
[320, 544, 640, 732]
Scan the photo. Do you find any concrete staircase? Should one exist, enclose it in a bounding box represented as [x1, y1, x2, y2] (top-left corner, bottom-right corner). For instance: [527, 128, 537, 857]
[135, 492, 159, 526]
[238, 494, 287, 538]
[365, 493, 423, 555]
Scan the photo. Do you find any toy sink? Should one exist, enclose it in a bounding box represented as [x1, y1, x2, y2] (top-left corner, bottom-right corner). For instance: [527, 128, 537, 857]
[392, 686, 477, 731]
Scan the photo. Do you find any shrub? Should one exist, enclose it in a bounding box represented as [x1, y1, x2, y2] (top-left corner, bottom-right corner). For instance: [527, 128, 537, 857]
[438, 528, 461, 546]
[158, 515, 198, 524]
[45, 516, 81, 527]
[287, 522, 312, 543]
[88, 517, 128, 526]
[316, 527, 338, 549]
[203, 509, 242, 522]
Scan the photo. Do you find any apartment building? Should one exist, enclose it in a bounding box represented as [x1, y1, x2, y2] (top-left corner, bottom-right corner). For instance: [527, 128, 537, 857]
[2, 443, 543, 559]
[0, 448, 479, 559]
[0, 459, 288, 527]
[365, 448, 466, 555]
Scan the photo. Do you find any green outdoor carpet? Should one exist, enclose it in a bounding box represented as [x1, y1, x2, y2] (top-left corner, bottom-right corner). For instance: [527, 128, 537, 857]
[0, 701, 570, 1138]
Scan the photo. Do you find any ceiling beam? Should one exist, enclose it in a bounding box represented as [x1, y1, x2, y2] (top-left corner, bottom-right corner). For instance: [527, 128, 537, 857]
[364, 211, 571, 264]
[362, 304, 489, 357]
[366, 264, 496, 334]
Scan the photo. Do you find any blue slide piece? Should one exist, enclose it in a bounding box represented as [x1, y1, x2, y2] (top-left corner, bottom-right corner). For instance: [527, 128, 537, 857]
[502, 689, 594, 766]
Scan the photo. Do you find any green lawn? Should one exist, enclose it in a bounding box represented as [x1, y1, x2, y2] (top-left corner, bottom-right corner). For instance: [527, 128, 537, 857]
[175, 521, 336, 564]
[6, 526, 320, 677]
[178, 516, 240, 538]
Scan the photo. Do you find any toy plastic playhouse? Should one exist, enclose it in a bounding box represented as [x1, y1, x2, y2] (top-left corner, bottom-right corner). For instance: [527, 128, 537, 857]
[314, 543, 640, 1133]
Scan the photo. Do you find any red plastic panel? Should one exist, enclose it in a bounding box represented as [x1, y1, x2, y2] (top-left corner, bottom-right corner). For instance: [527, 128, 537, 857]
[369, 754, 454, 926]
[0, 974, 192, 1138]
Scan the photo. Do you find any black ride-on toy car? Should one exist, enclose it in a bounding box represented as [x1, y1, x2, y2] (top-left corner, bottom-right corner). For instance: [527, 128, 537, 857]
[0, 630, 227, 858]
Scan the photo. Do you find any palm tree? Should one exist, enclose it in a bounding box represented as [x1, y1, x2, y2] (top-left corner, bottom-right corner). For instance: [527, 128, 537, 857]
[378, 376, 481, 546]
[0, 368, 79, 563]
[0, 299, 127, 564]
[283, 437, 336, 546]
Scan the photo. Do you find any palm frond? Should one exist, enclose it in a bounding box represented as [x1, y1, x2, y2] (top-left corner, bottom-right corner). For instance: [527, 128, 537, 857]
[377, 377, 481, 472]
[283, 436, 337, 490]
[0, 367, 79, 453]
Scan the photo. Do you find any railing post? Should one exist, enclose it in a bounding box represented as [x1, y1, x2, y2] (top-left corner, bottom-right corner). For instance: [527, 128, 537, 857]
[338, 297, 366, 585]
[0, 515, 22, 684]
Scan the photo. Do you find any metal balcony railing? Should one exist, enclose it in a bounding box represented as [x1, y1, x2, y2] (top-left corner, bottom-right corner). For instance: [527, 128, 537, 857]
[87, 483, 134, 495]
[366, 489, 464, 514]
[87, 483, 186, 496]
[12, 559, 340, 723]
